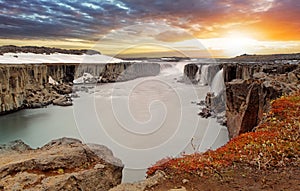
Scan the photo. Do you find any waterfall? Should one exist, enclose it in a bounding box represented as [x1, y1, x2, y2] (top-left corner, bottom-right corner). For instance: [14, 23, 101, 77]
[160, 63, 173, 71]
[195, 68, 200, 82]
[210, 68, 225, 96]
[199, 65, 209, 86]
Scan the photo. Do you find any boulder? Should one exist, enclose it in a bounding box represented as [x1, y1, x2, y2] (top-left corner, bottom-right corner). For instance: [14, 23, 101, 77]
[109, 170, 165, 191]
[0, 138, 123, 191]
[53, 96, 72, 106]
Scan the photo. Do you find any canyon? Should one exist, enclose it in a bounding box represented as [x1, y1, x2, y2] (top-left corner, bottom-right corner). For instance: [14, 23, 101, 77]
[0, 62, 160, 114]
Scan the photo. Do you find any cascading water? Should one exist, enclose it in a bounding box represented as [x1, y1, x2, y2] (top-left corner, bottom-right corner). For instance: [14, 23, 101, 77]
[159, 61, 190, 76]
[195, 68, 200, 82]
[199, 65, 209, 86]
[210, 68, 225, 96]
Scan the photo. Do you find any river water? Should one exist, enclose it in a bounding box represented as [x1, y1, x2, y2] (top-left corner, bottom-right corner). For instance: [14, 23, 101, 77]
[0, 61, 229, 182]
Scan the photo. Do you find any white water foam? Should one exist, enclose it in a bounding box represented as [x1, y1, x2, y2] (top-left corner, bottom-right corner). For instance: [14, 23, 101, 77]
[210, 68, 225, 96]
[199, 65, 209, 86]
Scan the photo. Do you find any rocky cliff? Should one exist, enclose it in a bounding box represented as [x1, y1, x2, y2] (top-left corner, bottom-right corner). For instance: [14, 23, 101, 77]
[182, 63, 222, 85]
[224, 63, 300, 138]
[46, 63, 78, 83]
[0, 64, 75, 114]
[0, 137, 123, 191]
[100, 62, 161, 82]
[0, 64, 47, 113]
[0, 62, 162, 114]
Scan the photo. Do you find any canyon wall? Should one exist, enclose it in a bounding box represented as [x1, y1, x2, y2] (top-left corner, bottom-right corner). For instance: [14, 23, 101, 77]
[0, 64, 47, 114]
[100, 62, 160, 82]
[183, 63, 222, 85]
[0, 62, 161, 114]
[224, 63, 300, 138]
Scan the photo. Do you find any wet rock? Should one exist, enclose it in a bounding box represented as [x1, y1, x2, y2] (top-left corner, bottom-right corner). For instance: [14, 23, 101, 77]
[53, 96, 72, 106]
[183, 63, 199, 83]
[199, 107, 212, 118]
[0, 138, 123, 191]
[52, 83, 73, 94]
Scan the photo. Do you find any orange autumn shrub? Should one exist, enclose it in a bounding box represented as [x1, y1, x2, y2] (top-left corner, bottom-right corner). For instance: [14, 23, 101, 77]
[147, 91, 300, 176]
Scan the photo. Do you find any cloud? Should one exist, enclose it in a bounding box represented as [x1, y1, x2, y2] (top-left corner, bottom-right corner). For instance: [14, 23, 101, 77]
[0, 0, 298, 49]
[154, 30, 194, 42]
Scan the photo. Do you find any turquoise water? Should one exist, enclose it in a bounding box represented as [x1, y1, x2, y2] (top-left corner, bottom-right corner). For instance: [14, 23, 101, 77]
[0, 105, 81, 147]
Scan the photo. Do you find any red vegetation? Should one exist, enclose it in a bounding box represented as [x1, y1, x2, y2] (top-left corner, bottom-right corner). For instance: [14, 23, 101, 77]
[147, 92, 300, 176]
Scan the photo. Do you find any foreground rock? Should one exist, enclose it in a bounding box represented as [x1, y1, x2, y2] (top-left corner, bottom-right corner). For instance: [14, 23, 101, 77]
[109, 171, 165, 191]
[0, 138, 123, 191]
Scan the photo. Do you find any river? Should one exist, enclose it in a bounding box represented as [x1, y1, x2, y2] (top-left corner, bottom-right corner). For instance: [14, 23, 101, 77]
[0, 61, 229, 182]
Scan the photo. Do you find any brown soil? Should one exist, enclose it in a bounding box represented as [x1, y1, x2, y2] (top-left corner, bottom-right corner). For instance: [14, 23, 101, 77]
[149, 165, 300, 191]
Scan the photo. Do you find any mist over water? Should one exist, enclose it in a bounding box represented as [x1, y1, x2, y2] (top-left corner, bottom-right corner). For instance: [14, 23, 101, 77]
[0, 61, 229, 182]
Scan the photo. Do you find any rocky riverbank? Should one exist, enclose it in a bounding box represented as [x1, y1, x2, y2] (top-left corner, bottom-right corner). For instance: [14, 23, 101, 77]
[0, 137, 123, 191]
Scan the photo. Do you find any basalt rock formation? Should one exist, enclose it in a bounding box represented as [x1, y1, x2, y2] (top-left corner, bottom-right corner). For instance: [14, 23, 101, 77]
[224, 62, 300, 138]
[182, 63, 222, 85]
[0, 64, 75, 114]
[0, 138, 123, 191]
[100, 62, 161, 82]
[0, 62, 162, 114]
[183, 63, 199, 83]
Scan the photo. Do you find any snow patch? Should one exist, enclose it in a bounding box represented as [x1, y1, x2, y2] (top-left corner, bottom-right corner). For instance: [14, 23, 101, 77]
[0, 53, 122, 64]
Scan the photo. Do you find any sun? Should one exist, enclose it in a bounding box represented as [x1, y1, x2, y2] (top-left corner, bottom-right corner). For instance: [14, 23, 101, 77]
[201, 31, 259, 57]
[222, 32, 258, 57]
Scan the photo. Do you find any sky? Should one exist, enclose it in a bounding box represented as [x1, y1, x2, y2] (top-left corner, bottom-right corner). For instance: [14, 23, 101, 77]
[0, 0, 299, 58]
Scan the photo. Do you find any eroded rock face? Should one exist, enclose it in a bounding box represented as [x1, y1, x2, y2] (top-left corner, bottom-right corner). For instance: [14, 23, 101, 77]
[182, 63, 222, 85]
[223, 63, 298, 83]
[0, 64, 76, 114]
[100, 62, 160, 82]
[0, 138, 123, 191]
[0, 65, 47, 113]
[224, 63, 300, 138]
[183, 63, 199, 83]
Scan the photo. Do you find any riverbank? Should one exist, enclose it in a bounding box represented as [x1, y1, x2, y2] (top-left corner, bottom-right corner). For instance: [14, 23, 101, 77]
[146, 91, 300, 190]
